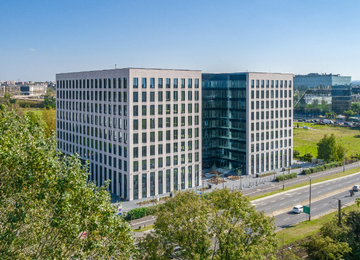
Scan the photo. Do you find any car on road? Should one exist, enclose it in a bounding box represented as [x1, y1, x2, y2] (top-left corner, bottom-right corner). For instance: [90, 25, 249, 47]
[292, 205, 303, 214]
[353, 185, 360, 192]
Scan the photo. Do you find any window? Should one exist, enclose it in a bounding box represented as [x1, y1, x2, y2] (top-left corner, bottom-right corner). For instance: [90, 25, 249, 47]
[173, 91, 178, 101]
[173, 78, 178, 88]
[142, 146, 147, 157]
[150, 78, 155, 88]
[133, 133, 138, 144]
[142, 119, 147, 129]
[142, 105, 147, 116]
[150, 92, 155, 102]
[150, 105, 155, 115]
[181, 91, 185, 101]
[158, 78, 163, 88]
[133, 148, 138, 158]
[158, 131, 163, 141]
[142, 78, 147, 88]
[188, 79, 192, 88]
[158, 118, 163, 128]
[166, 78, 171, 88]
[166, 105, 170, 114]
[158, 91, 163, 101]
[158, 105, 163, 115]
[142, 92, 146, 102]
[142, 133, 147, 143]
[166, 117, 170, 127]
[133, 78, 138, 88]
[174, 104, 178, 114]
[166, 91, 170, 101]
[195, 78, 199, 88]
[181, 78, 185, 88]
[133, 120, 138, 130]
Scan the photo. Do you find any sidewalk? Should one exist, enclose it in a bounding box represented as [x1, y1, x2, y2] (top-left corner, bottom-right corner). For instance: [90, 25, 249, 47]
[116, 160, 360, 213]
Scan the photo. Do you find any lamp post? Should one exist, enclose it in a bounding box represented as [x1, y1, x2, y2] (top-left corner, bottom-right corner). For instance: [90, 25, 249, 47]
[282, 167, 285, 190]
[308, 175, 312, 221]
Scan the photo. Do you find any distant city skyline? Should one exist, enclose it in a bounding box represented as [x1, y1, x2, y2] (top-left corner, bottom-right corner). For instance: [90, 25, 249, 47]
[1, 0, 360, 81]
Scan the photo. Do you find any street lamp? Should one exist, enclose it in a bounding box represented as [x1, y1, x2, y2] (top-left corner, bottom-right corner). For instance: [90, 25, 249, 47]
[308, 175, 312, 221]
[282, 167, 285, 190]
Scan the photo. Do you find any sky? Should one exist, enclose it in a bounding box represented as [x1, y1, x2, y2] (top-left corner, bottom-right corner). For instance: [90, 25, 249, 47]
[1, 0, 360, 81]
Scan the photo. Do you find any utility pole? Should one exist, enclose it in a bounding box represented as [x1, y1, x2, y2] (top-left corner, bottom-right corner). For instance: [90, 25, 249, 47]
[309, 176, 312, 221]
[338, 199, 342, 226]
[343, 145, 345, 172]
[282, 168, 285, 190]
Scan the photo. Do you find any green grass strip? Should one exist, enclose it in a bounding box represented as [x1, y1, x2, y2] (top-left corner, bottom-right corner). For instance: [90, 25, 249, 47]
[133, 224, 154, 233]
[250, 166, 360, 201]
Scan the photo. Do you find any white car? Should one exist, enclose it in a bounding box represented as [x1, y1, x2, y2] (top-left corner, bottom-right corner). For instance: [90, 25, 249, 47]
[292, 205, 303, 214]
[353, 185, 360, 192]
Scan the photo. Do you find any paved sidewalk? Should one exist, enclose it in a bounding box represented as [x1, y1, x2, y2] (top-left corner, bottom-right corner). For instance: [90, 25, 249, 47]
[115, 160, 360, 213]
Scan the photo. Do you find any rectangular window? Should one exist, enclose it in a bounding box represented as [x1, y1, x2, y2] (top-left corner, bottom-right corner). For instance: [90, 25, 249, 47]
[142, 92, 146, 102]
[133, 78, 138, 88]
[150, 78, 155, 88]
[173, 78, 178, 88]
[158, 78, 163, 88]
[166, 78, 171, 88]
[142, 78, 147, 88]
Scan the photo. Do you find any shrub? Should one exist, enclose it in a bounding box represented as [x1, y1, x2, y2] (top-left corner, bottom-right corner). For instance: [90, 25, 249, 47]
[276, 172, 297, 182]
[293, 150, 300, 157]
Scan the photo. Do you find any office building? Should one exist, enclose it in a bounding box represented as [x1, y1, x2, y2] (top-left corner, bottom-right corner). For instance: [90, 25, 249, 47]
[294, 73, 352, 113]
[294, 73, 351, 89]
[56, 68, 202, 201]
[202, 72, 293, 175]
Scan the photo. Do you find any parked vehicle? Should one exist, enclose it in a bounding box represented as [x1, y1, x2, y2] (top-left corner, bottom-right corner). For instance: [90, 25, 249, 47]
[292, 205, 303, 214]
[353, 185, 360, 192]
[323, 119, 333, 124]
[344, 122, 353, 127]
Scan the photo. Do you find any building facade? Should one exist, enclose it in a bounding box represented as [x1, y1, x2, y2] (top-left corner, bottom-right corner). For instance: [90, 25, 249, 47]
[294, 73, 351, 89]
[56, 68, 202, 201]
[202, 72, 293, 175]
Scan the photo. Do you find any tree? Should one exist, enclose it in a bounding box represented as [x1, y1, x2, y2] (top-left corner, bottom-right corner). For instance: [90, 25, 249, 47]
[344, 110, 354, 121]
[0, 106, 135, 259]
[303, 235, 351, 260]
[317, 134, 344, 162]
[302, 210, 360, 259]
[42, 107, 56, 137]
[351, 103, 360, 116]
[137, 189, 278, 260]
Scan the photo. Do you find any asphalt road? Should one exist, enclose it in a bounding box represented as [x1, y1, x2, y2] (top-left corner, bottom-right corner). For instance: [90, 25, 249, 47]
[275, 189, 358, 229]
[252, 171, 360, 215]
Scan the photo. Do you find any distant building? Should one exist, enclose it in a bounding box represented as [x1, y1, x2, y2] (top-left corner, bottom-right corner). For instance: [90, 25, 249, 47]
[294, 73, 352, 113]
[202, 72, 293, 175]
[20, 85, 47, 95]
[294, 73, 351, 89]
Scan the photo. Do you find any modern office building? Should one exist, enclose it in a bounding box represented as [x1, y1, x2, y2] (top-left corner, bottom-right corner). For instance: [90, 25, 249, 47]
[294, 73, 351, 89]
[294, 73, 352, 113]
[202, 72, 293, 175]
[56, 68, 202, 201]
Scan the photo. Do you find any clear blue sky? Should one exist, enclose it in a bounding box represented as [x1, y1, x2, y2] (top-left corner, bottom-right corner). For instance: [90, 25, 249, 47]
[1, 0, 360, 81]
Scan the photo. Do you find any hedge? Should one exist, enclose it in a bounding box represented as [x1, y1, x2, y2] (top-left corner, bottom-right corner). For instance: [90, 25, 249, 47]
[301, 162, 343, 175]
[276, 172, 297, 182]
[124, 206, 156, 221]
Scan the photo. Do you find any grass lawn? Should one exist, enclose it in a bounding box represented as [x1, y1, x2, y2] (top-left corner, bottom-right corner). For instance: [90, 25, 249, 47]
[293, 123, 360, 158]
[277, 202, 359, 245]
[250, 166, 360, 201]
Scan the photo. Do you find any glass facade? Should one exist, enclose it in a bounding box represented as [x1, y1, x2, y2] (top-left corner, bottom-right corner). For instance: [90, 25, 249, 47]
[202, 73, 247, 170]
[332, 85, 352, 113]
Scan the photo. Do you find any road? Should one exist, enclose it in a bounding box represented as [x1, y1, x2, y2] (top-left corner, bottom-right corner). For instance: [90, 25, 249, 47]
[275, 189, 358, 229]
[251, 171, 360, 215]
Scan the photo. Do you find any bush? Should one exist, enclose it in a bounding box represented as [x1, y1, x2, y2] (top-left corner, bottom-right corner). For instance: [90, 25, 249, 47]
[124, 206, 156, 221]
[257, 172, 276, 178]
[293, 150, 300, 157]
[276, 172, 297, 182]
